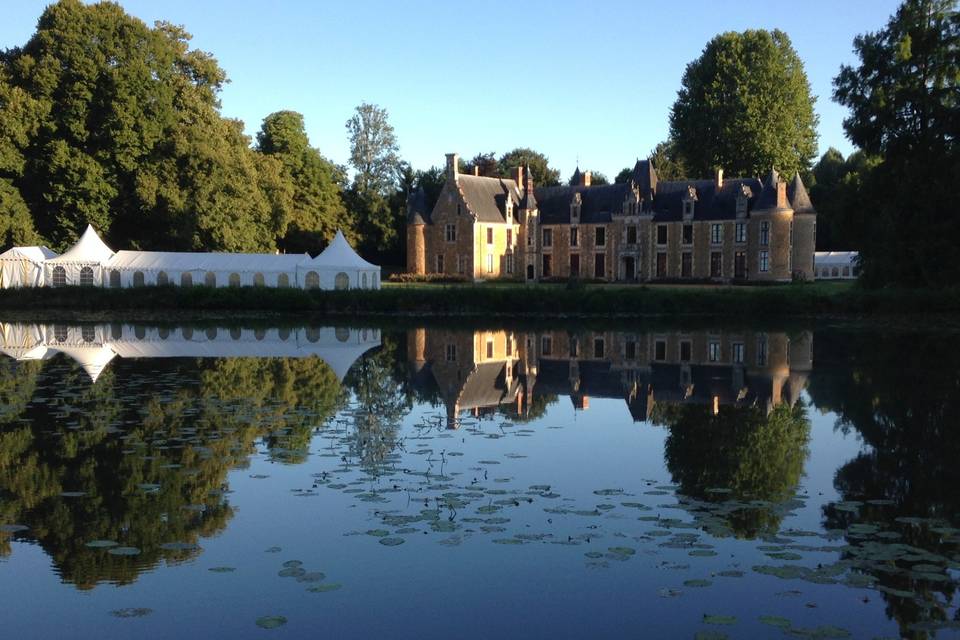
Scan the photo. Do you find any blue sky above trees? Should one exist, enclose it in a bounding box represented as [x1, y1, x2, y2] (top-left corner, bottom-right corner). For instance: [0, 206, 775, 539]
[2, 0, 903, 179]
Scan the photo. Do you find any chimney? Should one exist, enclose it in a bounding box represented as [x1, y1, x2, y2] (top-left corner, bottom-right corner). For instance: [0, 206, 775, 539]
[513, 167, 523, 189]
[582, 171, 592, 187]
[445, 153, 459, 184]
[473, 166, 480, 176]
[715, 167, 723, 188]
[776, 179, 788, 209]
[525, 166, 534, 192]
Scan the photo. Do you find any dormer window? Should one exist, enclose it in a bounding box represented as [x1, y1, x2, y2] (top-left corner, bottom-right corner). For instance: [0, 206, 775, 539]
[506, 198, 513, 222]
[570, 193, 582, 222]
[736, 185, 752, 218]
[682, 186, 697, 219]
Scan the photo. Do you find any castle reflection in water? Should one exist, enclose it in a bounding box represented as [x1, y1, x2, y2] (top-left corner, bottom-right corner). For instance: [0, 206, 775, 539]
[407, 327, 811, 427]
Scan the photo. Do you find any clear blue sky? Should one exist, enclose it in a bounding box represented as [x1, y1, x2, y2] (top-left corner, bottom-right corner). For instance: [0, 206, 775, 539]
[2, 0, 902, 180]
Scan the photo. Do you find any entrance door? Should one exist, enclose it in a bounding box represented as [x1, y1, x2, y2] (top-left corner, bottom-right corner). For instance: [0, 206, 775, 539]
[526, 264, 535, 280]
[656, 252, 667, 278]
[734, 251, 746, 279]
[622, 256, 636, 281]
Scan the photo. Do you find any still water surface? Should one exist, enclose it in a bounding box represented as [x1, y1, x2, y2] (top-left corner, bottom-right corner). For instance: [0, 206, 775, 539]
[0, 321, 958, 639]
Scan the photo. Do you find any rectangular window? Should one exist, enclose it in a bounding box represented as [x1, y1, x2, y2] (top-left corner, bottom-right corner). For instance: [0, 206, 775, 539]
[627, 225, 637, 245]
[486, 254, 494, 274]
[657, 224, 668, 245]
[625, 340, 637, 360]
[542, 254, 552, 278]
[656, 252, 667, 278]
[542, 228, 552, 247]
[757, 336, 768, 367]
[486, 339, 494, 359]
[654, 339, 667, 361]
[593, 338, 605, 358]
[506, 338, 513, 357]
[594, 253, 605, 279]
[445, 224, 457, 243]
[527, 228, 533, 247]
[595, 227, 606, 247]
[681, 252, 692, 278]
[732, 342, 745, 364]
[760, 221, 770, 246]
[541, 336, 553, 356]
[710, 251, 722, 278]
[487, 227, 494, 244]
[708, 341, 721, 362]
[445, 344, 457, 362]
[679, 340, 692, 362]
[735, 222, 746, 243]
[458, 255, 467, 274]
[711, 223, 723, 244]
[569, 338, 579, 358]
[506, 229, 512, 245]
[682, 224, 693, 244]
[570, 253, 580, 277]
[506, 253, 514, 274]
[436, 254, 444, 273]
[570, 227, 579, 247]
[759, 250, 769, 272]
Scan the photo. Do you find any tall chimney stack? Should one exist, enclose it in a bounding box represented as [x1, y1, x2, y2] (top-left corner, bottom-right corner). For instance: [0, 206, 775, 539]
[715, 168, 724, 188]
[514, 167, 523, 189]
[445, 153, 459, 184]
[582, 171, 592, 187]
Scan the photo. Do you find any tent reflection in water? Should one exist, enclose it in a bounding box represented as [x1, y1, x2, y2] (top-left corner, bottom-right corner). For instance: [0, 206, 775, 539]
[0, 246, 58, 288]
[0, 225, 380, 290]
[0, 322, 381, 384]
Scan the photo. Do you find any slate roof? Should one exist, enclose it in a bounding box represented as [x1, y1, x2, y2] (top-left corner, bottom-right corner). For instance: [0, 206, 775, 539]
[458, 175, 521, 223]
[520, 167, 537, 210]
[787, 172, 816, 214]
[406, 187, 429, 224]
[535, 182, 628, 224]
[754, 168, 782, 211]
[455, 361, 518, 409]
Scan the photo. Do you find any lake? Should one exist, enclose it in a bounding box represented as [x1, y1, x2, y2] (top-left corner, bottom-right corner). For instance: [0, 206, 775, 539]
[0, 320, 958, 639]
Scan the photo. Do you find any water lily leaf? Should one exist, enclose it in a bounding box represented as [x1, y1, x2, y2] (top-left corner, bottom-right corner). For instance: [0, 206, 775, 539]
[111, 608, 153, 618]
[278, 567, 306, 578]
[703, 615, 736, 625]
[255, 616, 287, 629]
[208, 567, 236, 573]
[108, 547, 141, 556]
[379, 537, 405, 546]
[683, 579, 713, 587]
[296, 572, 327, 583]
[306, 583, 342, 593]
[85, 540, 118, 548]
[759, 616, 792, 628]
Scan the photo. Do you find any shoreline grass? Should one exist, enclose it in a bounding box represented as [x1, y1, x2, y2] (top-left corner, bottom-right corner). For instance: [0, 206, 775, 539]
[1, 280, 959, 323]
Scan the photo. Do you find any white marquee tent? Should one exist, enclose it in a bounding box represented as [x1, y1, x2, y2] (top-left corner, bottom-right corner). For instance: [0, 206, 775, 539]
[43, 225, 115, 287]
[0, 246, 58, 288]
[104, 250, 312, 288]
[814, 251, 859, 280]
[303, 230, 380, 290]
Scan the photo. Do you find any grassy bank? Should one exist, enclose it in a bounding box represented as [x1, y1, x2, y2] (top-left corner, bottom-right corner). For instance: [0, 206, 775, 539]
[1, 280, 958, 320]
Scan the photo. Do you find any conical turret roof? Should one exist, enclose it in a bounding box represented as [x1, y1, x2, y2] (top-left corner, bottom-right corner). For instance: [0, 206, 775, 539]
[787, 172, 815, 214]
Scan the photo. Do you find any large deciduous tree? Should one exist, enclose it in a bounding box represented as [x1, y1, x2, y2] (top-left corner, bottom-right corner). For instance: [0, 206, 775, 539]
[833, 0, 959, 287]
[257, 110, 351, 253]
[0, 0, 286, 252]
[669, 29, 819, 178]
[497, 148, 560, 187]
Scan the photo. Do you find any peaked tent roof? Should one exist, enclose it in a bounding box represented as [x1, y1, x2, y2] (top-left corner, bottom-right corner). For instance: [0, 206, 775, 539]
[311, 230, 379, 269]
[47, 225, 114, 263]
[0, 246, 59, 262]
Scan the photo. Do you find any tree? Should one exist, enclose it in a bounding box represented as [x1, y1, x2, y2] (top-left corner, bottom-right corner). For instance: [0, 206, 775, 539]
[0, 0, 286, 252]
[461, 152, 498, 177]
[497, 148, 560, 186]
[647, 140, 689, 181]
[257, 110, 351, 253]
[808, 148, 880, 251]
[669, 29, 819, 178]
[345, 103, 402, 259]
[832, 0, 960, 287]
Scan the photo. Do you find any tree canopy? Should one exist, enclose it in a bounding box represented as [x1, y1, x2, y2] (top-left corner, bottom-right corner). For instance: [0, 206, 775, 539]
[832, 0, 959, 286]
[497, 148, 561, 187]
[669, 29, 819, 178]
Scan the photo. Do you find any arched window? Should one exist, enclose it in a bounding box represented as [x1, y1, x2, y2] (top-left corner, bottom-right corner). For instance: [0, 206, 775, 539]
[80, 266, 94, 286]
[54, 325, 68, 342]
[254, 328, 266, 341]
[229, 273, 241, 287]
[158, 327, 170, 340]
[278, 328, 290, 341]
[334, 272, 349, 290]
[230, 327, 242, 340]
[157, 271, 169, 286]
[205, 327, 217, 340]
[831, 267, 840, 278]
[111, 324, 123, 340]
[277, 273, 290, 288]
[52, 266, 67, 287]
[81, 326, 95, 343]
[205, 272, 216, 288]
[842, 266, 850, 277]
[253, 273, 265, 287]
[109, 270, 121, 288]
[182, 327, 194, 340]
[305, 271, 320, 289]
[181, 272, 193, 287]
[335, 327, 350, 343]
[135, 326, 146, 340]
[133, 271, 145, 287]
[305, 327, 320, 343]
[362, 272, 368, 289]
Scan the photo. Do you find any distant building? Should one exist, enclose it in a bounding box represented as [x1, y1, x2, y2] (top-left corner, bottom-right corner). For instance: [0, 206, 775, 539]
[406, 153, 817, 283]
[814, 251, 859, 280]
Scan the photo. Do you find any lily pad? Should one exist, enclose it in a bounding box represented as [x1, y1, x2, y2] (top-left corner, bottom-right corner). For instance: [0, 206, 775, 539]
[759, 616, 792, 628]
[85, 540, 119, 548]
[255, 616, 287, 629]
[208, 567, 236, 573]
[703, 615, 737, 625]
[378, 537, 405, 547]
[108, 546, 141, 556]
[683, 579, 713, 587]
[111, 608, 153, 618]
[306, 583, 342, 593]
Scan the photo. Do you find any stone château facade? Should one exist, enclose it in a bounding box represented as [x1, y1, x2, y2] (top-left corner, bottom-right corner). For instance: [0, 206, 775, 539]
[406, 153, 816, 282]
